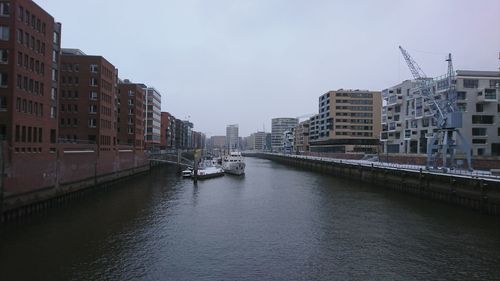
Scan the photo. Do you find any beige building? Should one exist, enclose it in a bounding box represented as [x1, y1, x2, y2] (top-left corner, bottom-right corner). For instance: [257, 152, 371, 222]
[309, 89, 382, 153]
[293, 120, 310, 153]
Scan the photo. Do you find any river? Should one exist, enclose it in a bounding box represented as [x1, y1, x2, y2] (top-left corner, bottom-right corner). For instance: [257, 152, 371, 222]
[1, 157, 500, 280]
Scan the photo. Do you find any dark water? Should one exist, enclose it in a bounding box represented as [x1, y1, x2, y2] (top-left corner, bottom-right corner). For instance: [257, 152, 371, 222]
[1, 158, 500, 281]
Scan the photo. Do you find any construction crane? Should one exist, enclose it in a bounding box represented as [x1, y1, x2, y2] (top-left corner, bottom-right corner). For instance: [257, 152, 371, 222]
[398, 46, 472, 171]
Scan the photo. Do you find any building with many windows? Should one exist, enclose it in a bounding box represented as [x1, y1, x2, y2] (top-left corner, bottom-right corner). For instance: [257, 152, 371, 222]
[142, 86, 161, 150]
[309, 90, 382, 153]
[271, 118, 298, 152]
[0, 0, 61, 155]
[226, 124, 239, 150]
[59, 49, 117, 151]
[160, 111, 175, 150]
[117, 79, 144, 149]
[381, 70, 500, 157]
[293, 120, 310, 153]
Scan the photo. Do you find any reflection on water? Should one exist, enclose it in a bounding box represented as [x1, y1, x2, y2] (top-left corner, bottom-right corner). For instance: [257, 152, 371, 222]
[1, 158, 500, 280]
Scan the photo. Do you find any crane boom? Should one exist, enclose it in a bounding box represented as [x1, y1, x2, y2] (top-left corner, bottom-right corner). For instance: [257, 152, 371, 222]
[398, 46, 427, 79]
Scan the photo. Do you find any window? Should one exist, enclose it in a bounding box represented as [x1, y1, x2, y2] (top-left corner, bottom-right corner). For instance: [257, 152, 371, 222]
[463, 79, 478, 88]
[476, 103, 484, 113]
[89, 104, 97, 113]
[51, 69, 57, 81]
[472, 128, 487, 136]
[490, 80, 500, 89]
[472, 115, 494, 124]
[0, 49, 7, 63]
[0, 96, 6, 111]
[89, 91, 98, 100]
[88, 118, 97, 128]
[90, 64, 98, 73]
[473, 139, 487, 144]
[0, 72, 7, 87]
[485, 89, 497, 100]
[0, 25, 9, 40]
[456, 91, 466, 100]
[457, 103, 466, 112]
[90, 77, 98, 86]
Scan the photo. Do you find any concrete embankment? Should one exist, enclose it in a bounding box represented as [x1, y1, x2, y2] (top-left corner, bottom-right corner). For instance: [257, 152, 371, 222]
[251, 153, 500, 216]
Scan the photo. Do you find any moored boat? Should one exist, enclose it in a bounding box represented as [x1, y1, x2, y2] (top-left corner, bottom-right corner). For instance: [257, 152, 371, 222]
[193, 166, 225, 179]
[182, 167, 193, 178]
[222, 151, 245, 175]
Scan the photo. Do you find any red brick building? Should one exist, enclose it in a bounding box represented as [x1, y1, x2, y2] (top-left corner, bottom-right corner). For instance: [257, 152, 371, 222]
[117, 79, 144, 149]
[160, 111, 175, 149]
[59, 49, 117, 151]
[0, 0, 61, 155]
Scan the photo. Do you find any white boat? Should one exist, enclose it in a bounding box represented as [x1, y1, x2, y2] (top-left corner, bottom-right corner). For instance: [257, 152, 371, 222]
[222, 151, 246, 175]
[193, 166, 225, 179]
[182, 167, 193, 178]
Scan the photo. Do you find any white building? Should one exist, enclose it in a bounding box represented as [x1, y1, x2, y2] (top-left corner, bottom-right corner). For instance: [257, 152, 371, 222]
[226, 124, 239, 150]
[271, 118, 298, 152]
[381, 70, 500, 157]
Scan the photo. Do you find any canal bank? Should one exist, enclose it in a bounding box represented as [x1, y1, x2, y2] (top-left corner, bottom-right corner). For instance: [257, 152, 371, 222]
[250, 153, 500, 216]
[1, 164, 150, 223]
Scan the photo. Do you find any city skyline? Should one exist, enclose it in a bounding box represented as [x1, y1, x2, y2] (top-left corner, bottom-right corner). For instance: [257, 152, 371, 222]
[40, 0, 500, 136]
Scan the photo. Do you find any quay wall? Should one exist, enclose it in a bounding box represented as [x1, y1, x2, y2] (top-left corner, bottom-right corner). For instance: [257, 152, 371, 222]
[253, 153, 500, 216]
[1, 144, 150, 223]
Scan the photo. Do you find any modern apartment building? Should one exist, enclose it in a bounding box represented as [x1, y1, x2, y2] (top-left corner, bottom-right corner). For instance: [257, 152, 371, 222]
[143, 86, 161, 150]
[226, 124, 239, 150]
[0, 0, 61, 155]
[271, 118, 298, 152]
[160, 111, 175, 150]
[309, 90, 382, 153]
[381, 70, 500, 157]
[293, 120, 310, 153]
[59, 49, 117, 151]
[117, 79, 144, 149]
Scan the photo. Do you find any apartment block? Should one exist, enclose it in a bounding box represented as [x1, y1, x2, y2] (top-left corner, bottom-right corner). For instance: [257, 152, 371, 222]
[381, 70, 500, 157]
[117, 79, 144, 149]
[226, 124, 239, 150]
[160, 111, 175, 149]
[309, 90, 382, 153]
[143, 86, 161, 150]
[293, 120, 310, 153]
[59, 49, 117, 151]
[271, 117, 298, 152]
[208, 135, 226, 150]
[0, 0, 61, 156]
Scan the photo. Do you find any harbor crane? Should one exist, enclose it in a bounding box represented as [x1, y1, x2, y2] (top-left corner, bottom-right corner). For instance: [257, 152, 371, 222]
[398, 46, 473, 171]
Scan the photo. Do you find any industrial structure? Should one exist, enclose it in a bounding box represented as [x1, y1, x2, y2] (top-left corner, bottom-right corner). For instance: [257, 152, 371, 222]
[397, 46, 472, 170]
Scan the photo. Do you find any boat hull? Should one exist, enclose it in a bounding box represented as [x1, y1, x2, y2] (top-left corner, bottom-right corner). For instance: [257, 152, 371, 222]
[223, 162, 245, 176]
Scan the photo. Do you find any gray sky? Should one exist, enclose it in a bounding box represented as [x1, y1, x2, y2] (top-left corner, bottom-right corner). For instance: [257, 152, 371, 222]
[41, 0, 500, 136]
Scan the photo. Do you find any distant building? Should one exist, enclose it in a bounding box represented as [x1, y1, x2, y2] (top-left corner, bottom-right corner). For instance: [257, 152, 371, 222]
[293, 120, 310, 153]
[60, 49, 118, 150]
[142, 86, 161, 150]
[0, 1, 62, 156]
[117, 80, 144, 149]
[271, 118, 298, 152]
[226, 124, 239, 150]
[160, 112, 175, 150]
[208, 135, 226, 150]
[309, 89, 382, 153]
[246, 131, 267, 151]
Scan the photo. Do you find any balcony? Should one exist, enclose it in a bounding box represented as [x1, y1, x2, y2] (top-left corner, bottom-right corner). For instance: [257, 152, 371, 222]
[477, 89, 497, 103]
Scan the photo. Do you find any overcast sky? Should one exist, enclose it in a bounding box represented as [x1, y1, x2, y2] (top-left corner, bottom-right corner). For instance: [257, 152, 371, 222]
[41, 0, 500, 136]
